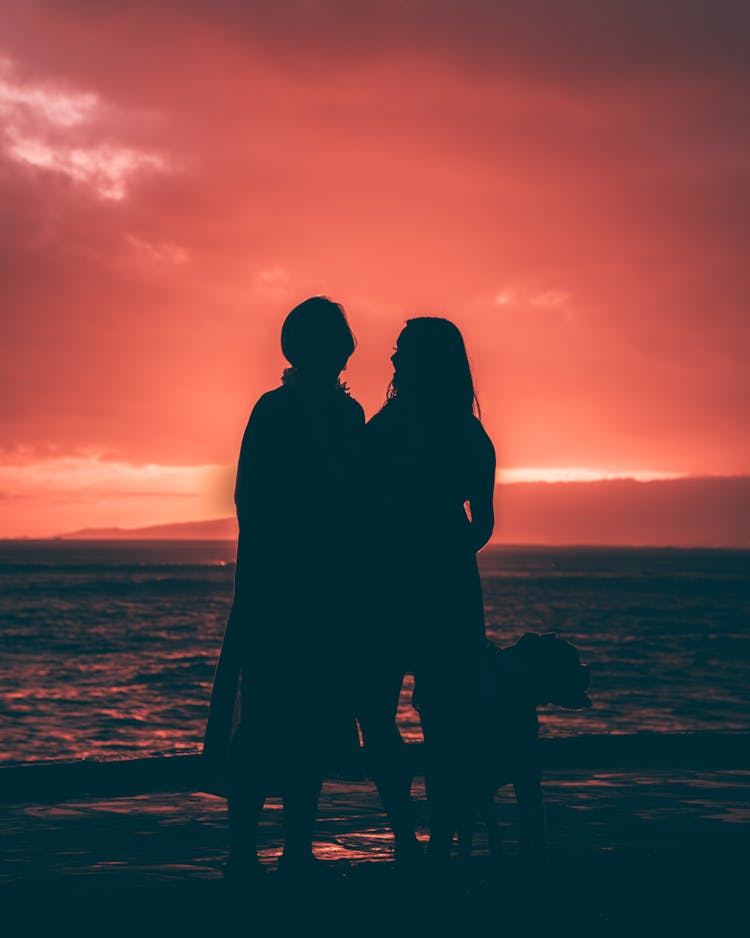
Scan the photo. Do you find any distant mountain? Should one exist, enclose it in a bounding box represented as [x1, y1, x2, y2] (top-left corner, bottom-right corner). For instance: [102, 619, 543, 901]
[493, 476, 750, 547]
[63, 517, 238, 540]
[60, 476, 750, 547]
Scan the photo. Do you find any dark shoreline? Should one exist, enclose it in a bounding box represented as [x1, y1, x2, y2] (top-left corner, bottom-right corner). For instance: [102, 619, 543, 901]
[3, 768, 747, 936]
[2, 733, 749, 804]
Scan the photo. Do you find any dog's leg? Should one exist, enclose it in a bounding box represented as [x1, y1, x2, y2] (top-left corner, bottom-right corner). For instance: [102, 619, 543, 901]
[479, 790, 503, 861]
[513, 772, 546, 859]
[456, 810, 474, 865]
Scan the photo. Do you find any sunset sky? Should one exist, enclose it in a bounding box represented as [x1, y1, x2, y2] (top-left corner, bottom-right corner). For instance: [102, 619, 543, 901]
[1, 1, 749, 537]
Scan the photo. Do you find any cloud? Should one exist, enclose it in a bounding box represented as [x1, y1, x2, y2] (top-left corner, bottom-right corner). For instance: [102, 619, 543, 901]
[126, 235, 189, 265]
[530, 290, 570, 309]
[493, 288, 571, 310]
[6, 129, 165, 199]
[0, 59, 168, 199]
[66, 1, 748, 85]
[0, 62, 97, 125]
[255, 265, 292, 293]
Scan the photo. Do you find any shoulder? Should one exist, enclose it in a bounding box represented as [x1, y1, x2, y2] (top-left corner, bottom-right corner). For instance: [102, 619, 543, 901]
[366, 403, 398, 433]
[365, 408, 384, 431]
[365, 408, 398, 447]
[249, 386, 290, 418]
[245, 386, 304, 426]
[240, 388, 293, 446]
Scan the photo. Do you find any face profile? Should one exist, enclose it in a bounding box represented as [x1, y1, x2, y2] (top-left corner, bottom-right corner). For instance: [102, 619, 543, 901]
[388, 316, 478, 416]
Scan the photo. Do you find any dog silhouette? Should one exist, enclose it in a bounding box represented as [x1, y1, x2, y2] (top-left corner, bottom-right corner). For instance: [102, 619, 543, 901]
[459, 632, 591, 860]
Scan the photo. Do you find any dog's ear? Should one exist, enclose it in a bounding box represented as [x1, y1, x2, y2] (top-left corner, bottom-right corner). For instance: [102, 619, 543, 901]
[519, 632, 541, 644]
[515, 633, 541, 657]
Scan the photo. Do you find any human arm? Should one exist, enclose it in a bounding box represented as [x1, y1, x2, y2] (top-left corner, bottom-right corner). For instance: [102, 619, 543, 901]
[467, 422, 496, 552]
[234, 394, 276, 524]
[233, 390, 299, 543]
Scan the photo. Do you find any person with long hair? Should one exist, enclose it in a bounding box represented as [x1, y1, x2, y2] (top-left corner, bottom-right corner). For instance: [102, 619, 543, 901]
[204, 297, 364, 877]
[360, 316, 495, 865]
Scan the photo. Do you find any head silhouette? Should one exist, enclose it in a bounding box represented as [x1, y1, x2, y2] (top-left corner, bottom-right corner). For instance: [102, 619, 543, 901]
[281, 296, 355, 381]
[388, 316, 478, 417]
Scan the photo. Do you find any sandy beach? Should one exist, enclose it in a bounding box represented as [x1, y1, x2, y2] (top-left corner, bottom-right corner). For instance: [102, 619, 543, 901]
[2, 767, 747, 936]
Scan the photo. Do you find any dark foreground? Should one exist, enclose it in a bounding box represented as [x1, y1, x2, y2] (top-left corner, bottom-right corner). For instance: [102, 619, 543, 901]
[2, 769, 747, 936]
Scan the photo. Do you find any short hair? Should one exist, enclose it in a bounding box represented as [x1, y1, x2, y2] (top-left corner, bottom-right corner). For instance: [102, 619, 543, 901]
[280, 296, 355, 372]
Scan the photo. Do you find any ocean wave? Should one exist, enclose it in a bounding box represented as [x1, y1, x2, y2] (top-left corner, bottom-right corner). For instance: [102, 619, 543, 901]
[1, 543, 748, 763]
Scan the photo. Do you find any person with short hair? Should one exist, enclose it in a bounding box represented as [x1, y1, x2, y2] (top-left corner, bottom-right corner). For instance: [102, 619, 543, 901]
[204, 296, 365, 877]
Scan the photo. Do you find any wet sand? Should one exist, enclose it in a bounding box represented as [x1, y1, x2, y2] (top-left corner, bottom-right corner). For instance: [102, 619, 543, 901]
[2, 769, 747, 935]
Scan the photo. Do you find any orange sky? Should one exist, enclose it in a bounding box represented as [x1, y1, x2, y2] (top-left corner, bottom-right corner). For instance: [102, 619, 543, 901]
[1, 1, 749, 537]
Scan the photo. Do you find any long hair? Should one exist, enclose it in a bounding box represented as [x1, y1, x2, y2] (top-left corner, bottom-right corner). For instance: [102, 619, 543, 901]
[386, 316, 479, 418]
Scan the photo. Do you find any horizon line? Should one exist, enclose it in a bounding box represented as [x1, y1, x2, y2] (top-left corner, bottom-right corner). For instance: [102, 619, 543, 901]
[1, 472, 749, 541]
[2, 537, 748, 551]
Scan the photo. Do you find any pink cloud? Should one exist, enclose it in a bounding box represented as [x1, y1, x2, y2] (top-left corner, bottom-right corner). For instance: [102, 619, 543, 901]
[0, 60, 168, 199]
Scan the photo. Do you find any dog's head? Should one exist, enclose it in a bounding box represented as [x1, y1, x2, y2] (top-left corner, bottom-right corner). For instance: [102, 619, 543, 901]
[512, 632, 592, 709]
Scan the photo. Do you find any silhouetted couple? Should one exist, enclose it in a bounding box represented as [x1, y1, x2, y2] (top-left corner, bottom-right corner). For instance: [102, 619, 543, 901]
[203, 296, 496, 877]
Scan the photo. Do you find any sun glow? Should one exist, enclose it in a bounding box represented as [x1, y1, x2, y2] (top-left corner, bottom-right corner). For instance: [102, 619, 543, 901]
[0, 455, 234, 538]
[498, 468, 688, 484]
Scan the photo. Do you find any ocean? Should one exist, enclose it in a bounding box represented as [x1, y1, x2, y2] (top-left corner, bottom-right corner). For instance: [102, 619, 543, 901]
[1, 541, 748, 764]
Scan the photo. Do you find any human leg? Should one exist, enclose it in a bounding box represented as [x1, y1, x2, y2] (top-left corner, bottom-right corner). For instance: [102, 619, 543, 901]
[280, 773, 323, 864]
[227, 725, 267, 869]
[417, 661, 478, 862]
[357, 668, 419, 857]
